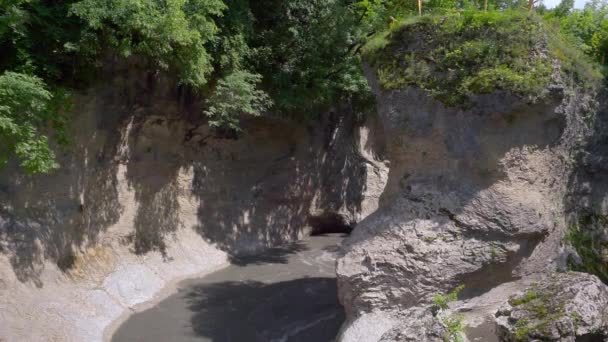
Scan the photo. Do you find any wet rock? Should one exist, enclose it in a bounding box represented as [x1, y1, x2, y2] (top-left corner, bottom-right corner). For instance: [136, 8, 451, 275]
[495, 272, 608, 341]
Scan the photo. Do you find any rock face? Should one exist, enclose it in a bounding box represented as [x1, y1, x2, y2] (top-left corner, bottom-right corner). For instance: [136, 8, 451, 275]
[378, 308, 446, 342]
[0, 68, 388, 341]
[496, 272, 608, 341]
[335, 58, 601, 339]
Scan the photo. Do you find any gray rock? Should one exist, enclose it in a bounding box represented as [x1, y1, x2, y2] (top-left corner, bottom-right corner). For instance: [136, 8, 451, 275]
[336, 74, 584, 318]
[495, 272, 608, 341]
[379, 308, 446, 342]
[338, 311, 400, 342]
[336, 29, 600, 341]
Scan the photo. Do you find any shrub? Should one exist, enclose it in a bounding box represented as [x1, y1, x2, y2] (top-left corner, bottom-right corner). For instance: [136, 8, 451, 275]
[433, 284, 465, 310]
[365, 11, 557, 107]
[443, 314, 465, 342]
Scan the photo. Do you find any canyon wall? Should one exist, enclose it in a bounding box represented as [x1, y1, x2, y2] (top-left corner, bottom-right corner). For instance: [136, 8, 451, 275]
[335, 59, 607, 341]
[0, 66, 388, 341]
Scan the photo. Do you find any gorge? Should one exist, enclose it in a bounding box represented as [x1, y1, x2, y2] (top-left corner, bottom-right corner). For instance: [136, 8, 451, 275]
[2, 2, 608, 342]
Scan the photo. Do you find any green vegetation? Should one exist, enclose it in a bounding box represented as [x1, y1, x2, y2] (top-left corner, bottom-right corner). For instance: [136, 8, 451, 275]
[70, 0, 226, 88]
[508, 283, 567, 341]
[571, 311, 582, 330]
[431, 285, 466, 341]
[509, 287, 539, 306]
[364, 9, 602, 107]
[431, 284, 467, 341]
[567, 212, 608, 283]
[203, 70, 272, 130]
[1, 0, 607, 173]
[433, 284, 465, 310]
[0, 72, 65, 173]
[0, 0, 380, 173]
[442, 314, 465, 342]
[547, 0, 608, 70]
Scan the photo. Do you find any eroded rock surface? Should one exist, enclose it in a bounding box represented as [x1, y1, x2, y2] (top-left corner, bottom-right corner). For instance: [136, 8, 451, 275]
[0, 70, 388, 341]
[496, 272, 608, 341]
[378, 308, 446, 342]
[336, 56, 598, 339]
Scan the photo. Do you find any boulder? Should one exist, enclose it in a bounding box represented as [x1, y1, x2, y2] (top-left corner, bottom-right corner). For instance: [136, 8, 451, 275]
[496, 272, 608, 341]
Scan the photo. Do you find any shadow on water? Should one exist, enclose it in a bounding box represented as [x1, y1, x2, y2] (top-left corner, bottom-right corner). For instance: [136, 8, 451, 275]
[184, 278, 344, 342]
[112, 235, 346, 342]
[228, 241, 309, 266]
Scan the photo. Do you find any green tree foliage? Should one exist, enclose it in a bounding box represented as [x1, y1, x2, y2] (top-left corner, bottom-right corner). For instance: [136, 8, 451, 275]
[70, 0, 226, 87]
[248, 0, 372, 115]
[1, 0, 82, 173]
[0, 72, 63, 173]
[553, 0, 574, 17]
[0, 0, 92, 85]
[551, 0, 608, 66]
[1, 0, 607, 174]
[204, 70, 272, 130]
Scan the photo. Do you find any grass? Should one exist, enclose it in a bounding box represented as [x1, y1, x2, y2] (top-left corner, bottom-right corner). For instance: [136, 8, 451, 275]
[509, 287, 539, 306]
[363, 10, 600, 108]
[361, 15, 433, 58]
[571, 311, 582, 331]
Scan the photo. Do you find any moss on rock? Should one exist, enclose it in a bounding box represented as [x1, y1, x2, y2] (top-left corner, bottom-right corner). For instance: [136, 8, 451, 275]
[364, 10, 601, 108]
[496, 273, 608, 341]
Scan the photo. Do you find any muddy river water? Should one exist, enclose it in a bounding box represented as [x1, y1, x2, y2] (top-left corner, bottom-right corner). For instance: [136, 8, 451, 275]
[112, 234, 346, 342]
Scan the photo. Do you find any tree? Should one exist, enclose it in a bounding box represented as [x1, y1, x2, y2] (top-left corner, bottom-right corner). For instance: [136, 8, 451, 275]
[70, 0, 227, 87]
[528, 0, 540, 11]
[554, 0, 575, 17]
[204, 70, 272, 130]
[0, 72, 63, 173]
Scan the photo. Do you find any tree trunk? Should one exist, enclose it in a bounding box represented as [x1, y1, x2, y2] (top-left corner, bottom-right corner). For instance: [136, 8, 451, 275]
[418, 0, 422, 16]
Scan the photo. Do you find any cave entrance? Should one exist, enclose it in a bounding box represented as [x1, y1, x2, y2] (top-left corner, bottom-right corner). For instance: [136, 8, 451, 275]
[307, 213, 353, 236]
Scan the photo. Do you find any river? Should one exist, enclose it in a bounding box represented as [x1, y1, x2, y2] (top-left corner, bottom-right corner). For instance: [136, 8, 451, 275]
[112, 234, 346, 342]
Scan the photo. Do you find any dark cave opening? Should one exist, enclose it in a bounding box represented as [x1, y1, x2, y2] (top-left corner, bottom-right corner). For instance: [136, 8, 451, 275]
[307, 213, 353, 236]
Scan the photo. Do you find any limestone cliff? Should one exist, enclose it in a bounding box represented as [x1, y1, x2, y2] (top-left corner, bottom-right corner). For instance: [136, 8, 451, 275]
[0, 65, 388, 341]
[335, 20, 608, 342]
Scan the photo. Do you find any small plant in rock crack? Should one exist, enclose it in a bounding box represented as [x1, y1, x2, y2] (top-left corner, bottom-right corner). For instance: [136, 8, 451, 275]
[442, 314, 465, 342]
[433, 285, 465, 314]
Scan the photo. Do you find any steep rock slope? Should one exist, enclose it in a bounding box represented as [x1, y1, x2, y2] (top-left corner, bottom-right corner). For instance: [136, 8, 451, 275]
[0, 67, 388, 341]
[336, 16, 606, 341]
